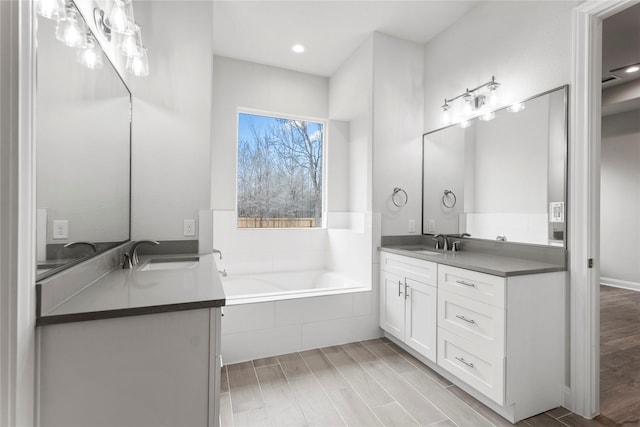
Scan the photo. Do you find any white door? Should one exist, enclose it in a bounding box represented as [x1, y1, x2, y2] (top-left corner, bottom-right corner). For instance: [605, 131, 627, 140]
[404, 278, 437, 362]
[380, 270, 405, 339]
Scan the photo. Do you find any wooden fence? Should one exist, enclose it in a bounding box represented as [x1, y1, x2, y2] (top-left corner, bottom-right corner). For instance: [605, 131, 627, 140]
[237, 217, 317, 228]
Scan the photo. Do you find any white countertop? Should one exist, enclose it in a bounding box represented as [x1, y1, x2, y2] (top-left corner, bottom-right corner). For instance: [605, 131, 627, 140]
[37, 253, 226, 325]
[380, 245, 565, 277]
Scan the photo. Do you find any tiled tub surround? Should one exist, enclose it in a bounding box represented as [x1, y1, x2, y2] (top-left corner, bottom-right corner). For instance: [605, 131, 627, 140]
[216, 210, 384, 364]
[378, 243, 566, 423]
[36, 246, 226, 426]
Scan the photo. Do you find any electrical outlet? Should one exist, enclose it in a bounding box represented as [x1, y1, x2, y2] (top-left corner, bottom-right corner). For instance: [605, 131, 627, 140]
[408, 219, 416, 233]
[53, 220, 69, 239]
[183, 219, 196, 237]
[428, 219, 436, 233]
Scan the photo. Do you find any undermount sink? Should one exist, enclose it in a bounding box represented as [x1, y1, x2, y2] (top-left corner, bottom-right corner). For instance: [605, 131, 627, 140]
[137, 257, 200, 271]
[411, 250, 444, 256]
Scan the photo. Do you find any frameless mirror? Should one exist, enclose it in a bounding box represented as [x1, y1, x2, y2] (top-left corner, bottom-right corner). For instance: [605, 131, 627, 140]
[36, 4, 131, 279]
[422, 86, 567, 247]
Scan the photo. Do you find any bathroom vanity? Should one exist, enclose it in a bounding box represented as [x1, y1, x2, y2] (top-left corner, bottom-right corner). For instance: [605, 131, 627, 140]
[379, 246, 565, 423]
[36, 250, 225, 427]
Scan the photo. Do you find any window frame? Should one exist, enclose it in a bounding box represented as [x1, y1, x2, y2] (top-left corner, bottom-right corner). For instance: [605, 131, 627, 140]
[235, 107, 328, 230]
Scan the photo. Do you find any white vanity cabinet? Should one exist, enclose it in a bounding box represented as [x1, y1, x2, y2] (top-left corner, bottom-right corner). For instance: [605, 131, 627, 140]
[379, 250, 565, 423]
[38, 307, 223, 427]
[380, 252, 437, 362]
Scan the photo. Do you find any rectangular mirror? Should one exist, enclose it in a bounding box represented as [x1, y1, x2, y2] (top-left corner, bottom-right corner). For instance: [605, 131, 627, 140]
[422, 85, 567, 247]
[36, 3, 131, 279]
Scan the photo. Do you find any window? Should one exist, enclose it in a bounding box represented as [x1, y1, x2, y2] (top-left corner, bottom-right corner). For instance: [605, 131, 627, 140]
[237, 111, 324, 228]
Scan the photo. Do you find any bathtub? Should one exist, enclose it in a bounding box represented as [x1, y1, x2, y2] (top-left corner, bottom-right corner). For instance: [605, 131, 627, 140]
[220, 269, 378, 363]
[221, 269, 367, 305]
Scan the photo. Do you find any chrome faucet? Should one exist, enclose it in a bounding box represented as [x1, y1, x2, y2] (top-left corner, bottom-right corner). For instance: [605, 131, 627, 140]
[433, 234, 449, 251]
[64, 241, 98, 253]
[122, 240, 159, 269]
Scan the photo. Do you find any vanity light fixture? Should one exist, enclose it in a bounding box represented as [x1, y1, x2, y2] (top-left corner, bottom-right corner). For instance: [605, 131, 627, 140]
[478, 111, 495, 121]
[120, 24, 143, 58]
[440, 75, 501, 126]
[126, 47, 149, 77]
[105, 0, 134, 34]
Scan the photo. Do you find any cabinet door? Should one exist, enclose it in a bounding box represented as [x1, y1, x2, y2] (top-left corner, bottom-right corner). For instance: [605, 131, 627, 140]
[405, 278, 437, 362]
[380, 270, 405, 339]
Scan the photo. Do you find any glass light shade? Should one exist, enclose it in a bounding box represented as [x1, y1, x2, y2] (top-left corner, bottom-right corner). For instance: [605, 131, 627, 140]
[55, 10, 85, 48]
[78, 38, 104, 70]
[479, 111, 495, 121]
[507, 102, 526, 113]
[488, 88, 499, 108]
[462, 95, 474, 116]
[441, 105, 451, 125]
[120, 25, 143, 58]
[106, 0, 131, 33]
[458, 119, 471, 129]
[36, 0, 65, 19]
[126, 48, 149, 77]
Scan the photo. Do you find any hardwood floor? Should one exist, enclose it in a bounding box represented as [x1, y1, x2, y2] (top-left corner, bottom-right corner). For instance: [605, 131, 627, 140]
[599, 285, 640, 426]
[222, 338, 596, 426]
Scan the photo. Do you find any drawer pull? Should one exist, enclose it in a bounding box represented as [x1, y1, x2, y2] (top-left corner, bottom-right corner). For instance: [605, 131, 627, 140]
[456, 356, 474, 368]
[398, 280, 403, 296]
[456, 280, 477, 288]
[455, 314, 476, 324]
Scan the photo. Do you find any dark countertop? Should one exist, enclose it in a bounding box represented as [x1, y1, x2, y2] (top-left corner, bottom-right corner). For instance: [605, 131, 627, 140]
[380, 245, 566, 277]
[36, 252, 226, 326]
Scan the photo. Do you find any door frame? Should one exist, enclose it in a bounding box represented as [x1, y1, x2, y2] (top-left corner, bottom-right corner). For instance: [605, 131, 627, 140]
[569, 0, 636, 418]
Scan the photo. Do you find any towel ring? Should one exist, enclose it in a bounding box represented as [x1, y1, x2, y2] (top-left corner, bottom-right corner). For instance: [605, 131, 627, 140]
[392, 187, 408, 207]
[442, 190, 456, 208]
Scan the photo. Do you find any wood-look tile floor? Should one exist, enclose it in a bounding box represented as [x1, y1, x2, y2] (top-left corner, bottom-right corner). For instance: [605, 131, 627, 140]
[599, 285, 640, 426]
[221, 338, 600, 426]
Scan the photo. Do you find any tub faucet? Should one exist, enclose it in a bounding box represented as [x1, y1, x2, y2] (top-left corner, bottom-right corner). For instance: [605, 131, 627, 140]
[212, 249, 222, 260]
[122, 240, 159, 269]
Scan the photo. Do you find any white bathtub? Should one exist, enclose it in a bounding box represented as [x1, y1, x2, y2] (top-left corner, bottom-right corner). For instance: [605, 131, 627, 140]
[221, 269, 367, 305]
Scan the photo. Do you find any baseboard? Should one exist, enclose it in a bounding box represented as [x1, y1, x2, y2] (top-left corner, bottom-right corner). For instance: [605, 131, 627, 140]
[600, 277, 640, 292]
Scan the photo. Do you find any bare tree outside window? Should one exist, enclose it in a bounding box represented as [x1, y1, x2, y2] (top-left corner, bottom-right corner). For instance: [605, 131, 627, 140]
[237, 112, 324, 228]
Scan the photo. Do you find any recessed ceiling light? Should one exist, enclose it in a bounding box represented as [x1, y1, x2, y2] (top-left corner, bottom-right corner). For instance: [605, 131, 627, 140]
[292, 44, 305, 54]
[626, 65, 640, 73]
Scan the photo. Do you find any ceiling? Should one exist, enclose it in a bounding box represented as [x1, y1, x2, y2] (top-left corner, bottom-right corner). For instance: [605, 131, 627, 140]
[212, 1, 477, 77]
[602, 2, 640, 87]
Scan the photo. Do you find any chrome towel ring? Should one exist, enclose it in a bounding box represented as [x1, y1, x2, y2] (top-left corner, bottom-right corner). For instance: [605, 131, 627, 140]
[442, 190, 457, 208]
[392, 187, 408, 207]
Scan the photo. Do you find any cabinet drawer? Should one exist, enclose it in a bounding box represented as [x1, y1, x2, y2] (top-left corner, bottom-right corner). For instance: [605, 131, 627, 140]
[438, 290, 505, 355]
[438, 328, 505, 405]
[381, 252, 437, 286]
[438, 265, 505, 308]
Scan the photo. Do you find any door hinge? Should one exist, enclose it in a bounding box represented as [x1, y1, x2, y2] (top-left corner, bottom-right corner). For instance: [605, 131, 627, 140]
[588, 258, 594, 268]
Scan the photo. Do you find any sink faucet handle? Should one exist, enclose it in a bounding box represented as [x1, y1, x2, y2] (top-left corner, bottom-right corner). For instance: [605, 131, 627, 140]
[452, 241, 463, 252]
[212, 249, 222, 260]
[122, 252, 133, 269]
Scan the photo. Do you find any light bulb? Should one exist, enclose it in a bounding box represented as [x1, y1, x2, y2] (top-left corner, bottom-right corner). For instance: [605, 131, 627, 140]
[459, 120, 471, 129]
[626, 65, 640, 73]
[126, 47, 149, 77]
[36, 0, 64, 19]
[507, 102, 525, 113]
[107, 0, 130, 33]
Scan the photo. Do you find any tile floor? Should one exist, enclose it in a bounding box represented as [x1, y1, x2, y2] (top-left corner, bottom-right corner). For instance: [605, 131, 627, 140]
[221, 337, 607, 426]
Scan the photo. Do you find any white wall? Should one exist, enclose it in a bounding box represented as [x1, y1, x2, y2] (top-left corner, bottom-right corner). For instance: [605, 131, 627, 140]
[601, 110, 640, 289]
[129, 1, 213, 241]
[372, 33, 425, 236]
